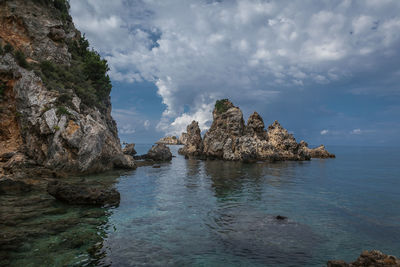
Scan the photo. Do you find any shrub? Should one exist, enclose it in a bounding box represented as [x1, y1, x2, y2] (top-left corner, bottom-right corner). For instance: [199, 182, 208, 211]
[53, 125, 60, 131]
[56, 106, 70, 116]
[215, 99, 231, 114]
[4, 43, 13, 53]
[14, 50, 30, 69]
[32, 0, 71, 22]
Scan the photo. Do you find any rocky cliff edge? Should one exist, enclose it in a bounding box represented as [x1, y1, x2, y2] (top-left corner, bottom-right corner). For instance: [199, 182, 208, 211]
[0, 0, 135, 179]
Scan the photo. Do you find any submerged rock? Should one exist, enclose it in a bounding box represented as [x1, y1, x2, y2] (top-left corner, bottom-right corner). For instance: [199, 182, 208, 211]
[327, 250, 400, 266]
[178, 121, 203, 158]
[146, 144, 172, 161]
[47, 180, 120, 206]
[0, 178, 32, 194]
[180, 99, 329, 162]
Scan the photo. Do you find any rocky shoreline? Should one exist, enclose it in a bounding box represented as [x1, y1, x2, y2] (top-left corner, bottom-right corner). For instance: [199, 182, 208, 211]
[179, 99, 335, 161]
[328, 250, 400, 266]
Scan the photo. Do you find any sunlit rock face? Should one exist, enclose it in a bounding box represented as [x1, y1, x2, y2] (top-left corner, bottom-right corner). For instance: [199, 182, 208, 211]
[178, 121, 203, 158]
[0, 0, 135, 178]
[180, 99, 334, 161]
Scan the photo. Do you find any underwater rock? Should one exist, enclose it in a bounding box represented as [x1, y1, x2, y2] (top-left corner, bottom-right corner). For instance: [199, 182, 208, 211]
[0, 178, 32, 194]
[47, 180, 120, 206]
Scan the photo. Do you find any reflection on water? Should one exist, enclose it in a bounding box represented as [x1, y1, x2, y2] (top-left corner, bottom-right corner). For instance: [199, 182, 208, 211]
[1, 145, 400, 266]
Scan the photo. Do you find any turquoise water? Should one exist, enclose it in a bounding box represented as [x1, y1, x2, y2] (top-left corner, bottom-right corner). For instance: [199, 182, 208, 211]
[1, 145, 399, 266]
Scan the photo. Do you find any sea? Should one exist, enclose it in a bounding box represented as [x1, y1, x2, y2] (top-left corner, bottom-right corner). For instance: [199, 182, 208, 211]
[1, 145, 399, 266]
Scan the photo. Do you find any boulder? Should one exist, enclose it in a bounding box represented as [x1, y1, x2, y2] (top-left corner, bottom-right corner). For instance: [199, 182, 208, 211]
[47, 180, 120, 206]
[327, 250, 400, 266]
[178, 121, 203, 157]
[146, 144, 172, 161]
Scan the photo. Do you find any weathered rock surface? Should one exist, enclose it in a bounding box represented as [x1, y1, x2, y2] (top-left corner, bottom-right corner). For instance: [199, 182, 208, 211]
[146, 144, 172, 161]
[178, 121, 203, 158]
[156, 136, 181, 145]
[179, 132, 188, 145]
[300, 141, 336, 158]
[327, 250, 400, 266]
[179, 99, 334, 161]
[0, 0, 135, 178]
[122, 143, 137, 156]
[47, 180, 120, 206]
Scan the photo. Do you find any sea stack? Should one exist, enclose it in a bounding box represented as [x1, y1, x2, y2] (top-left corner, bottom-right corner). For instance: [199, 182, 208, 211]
[179, 99, 334, 161]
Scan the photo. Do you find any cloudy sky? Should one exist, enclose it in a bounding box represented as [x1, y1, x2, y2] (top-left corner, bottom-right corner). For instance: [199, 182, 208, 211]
[69, 0, 400, 146]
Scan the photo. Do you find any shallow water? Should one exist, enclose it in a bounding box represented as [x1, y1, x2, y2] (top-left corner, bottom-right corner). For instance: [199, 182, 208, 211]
[1, 145, 399, 266]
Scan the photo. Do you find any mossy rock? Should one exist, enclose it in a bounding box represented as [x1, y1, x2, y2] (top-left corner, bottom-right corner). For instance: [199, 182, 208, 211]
[215, 99, 232, 114]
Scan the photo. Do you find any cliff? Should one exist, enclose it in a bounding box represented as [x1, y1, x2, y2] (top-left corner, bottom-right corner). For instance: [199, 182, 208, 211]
[0, 0, 135, 178]
[179, 99, 334, 161]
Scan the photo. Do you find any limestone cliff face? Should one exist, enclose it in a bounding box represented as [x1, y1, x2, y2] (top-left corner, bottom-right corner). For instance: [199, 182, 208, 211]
[180, 99, 334, 161]
[0, 0, 134, 177]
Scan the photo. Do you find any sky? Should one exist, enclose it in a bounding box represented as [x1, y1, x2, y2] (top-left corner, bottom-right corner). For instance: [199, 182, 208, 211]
[69, 0, 400, 146]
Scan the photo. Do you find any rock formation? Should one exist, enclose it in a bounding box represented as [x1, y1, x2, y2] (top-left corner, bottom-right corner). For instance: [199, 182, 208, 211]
[179, 99, 334, 161]
[47, 180, 120, 206]
[178, 121, 203, 158]
[179, 132, 188, 145]
[327, 250, 400, 266]
[0, 0, 135, 179]
[156, 135, 181, 145]
[300, 141, 335, 158]
[122, 143, 137, 156]
[146, 144, 173, 161]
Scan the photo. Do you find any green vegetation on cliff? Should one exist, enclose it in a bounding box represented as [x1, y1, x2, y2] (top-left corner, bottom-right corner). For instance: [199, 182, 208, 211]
[35, 34, 112, 110]
[215, 99, 231, 114]
[33, 0, 71, 22]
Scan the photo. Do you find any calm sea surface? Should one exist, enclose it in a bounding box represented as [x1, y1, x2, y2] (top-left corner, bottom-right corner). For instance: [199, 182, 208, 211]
[1, 145, 399, 266]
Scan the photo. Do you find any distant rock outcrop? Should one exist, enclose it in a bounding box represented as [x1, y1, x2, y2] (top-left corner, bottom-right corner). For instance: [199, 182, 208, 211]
[327, 250, 400, 267]
[300, 142, 335, 158]
[179, 133, 188, 145]
[178, 121, 203, 158]
[156, 136, 181, 145]
[122, 143, 137, 156]
[179, 99, 335, 161]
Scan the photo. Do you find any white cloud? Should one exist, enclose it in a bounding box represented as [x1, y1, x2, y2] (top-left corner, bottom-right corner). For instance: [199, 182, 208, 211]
[350, 128, 362, 134]
[70, 0, 400, 135]
[320, 129, 329, 135]
[144, 120, 150, 130]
